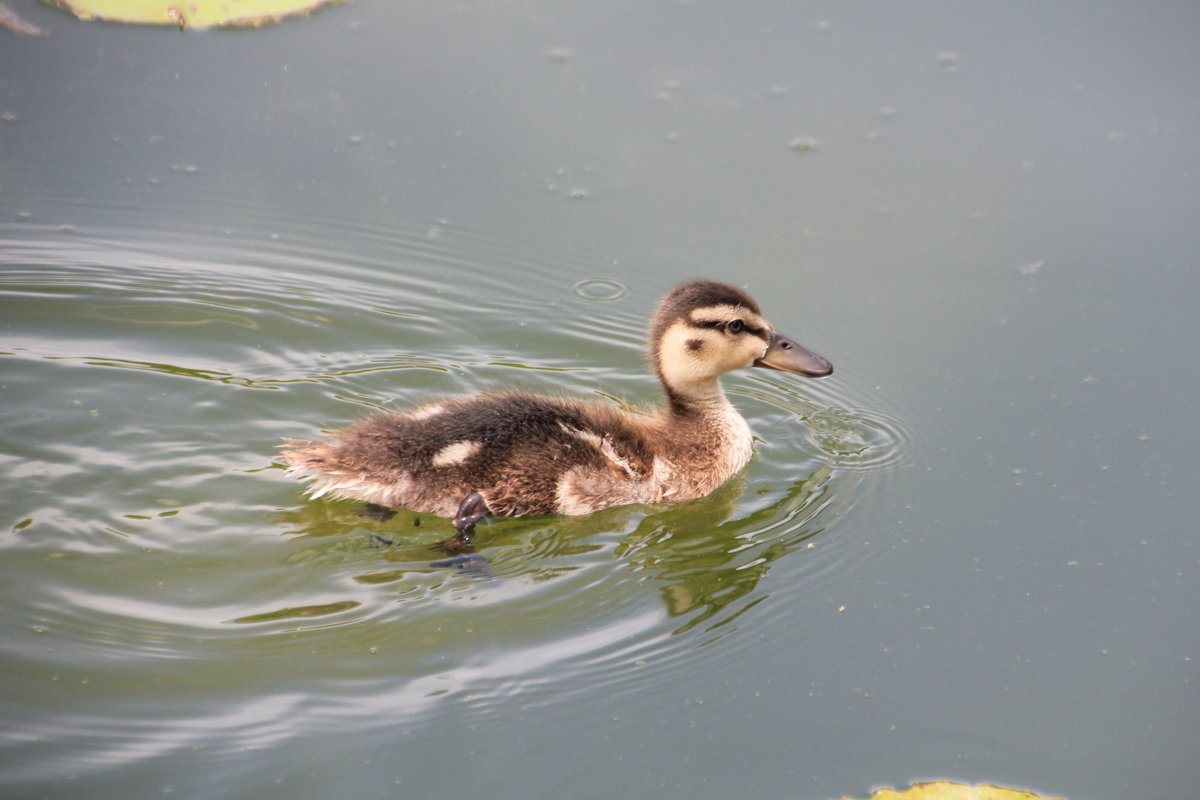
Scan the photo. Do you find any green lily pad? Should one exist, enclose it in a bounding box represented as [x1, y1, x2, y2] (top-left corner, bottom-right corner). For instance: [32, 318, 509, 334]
[43, 0, 341, 29]
[841, 783, 1065, 800]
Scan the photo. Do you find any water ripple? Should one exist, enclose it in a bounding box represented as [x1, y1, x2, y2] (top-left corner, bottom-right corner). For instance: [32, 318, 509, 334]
[572, 277, 628, 302]
[0, 217, 916, 777]
[809, 405, 914, 470]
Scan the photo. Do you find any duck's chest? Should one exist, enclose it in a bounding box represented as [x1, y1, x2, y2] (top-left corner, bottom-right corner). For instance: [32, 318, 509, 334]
[657, 407, 753, 496]
[551, 405, 754, 515]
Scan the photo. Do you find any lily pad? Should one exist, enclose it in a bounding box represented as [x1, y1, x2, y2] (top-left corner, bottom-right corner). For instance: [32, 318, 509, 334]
[841, 783, 1065, 800]
[43, 0, 341, 29]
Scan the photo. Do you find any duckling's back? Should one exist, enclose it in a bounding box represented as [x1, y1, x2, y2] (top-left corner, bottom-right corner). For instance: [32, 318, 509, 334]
[281, 394, 658, 519]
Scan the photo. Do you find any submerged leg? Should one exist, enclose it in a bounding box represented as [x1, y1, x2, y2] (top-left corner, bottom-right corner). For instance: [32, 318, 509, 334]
[439, 492, 491, 553]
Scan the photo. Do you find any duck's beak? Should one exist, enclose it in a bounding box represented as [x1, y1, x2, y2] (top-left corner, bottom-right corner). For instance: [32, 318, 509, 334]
[753, 331, 833, 377]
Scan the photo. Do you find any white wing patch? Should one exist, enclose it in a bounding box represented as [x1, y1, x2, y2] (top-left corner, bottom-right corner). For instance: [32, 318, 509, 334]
[431, 440, 482, 468]
[408, 404, 445, 421]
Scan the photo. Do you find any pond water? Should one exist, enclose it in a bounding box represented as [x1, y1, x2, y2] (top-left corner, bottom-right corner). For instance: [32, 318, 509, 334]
[1, 3, 1197, 799]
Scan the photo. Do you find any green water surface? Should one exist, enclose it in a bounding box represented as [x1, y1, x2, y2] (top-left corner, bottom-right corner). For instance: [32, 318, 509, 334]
[1, 3, 1197, 799]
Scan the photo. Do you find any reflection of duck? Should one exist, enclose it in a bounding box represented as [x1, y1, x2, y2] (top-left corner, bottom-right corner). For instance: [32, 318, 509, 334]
[280, 280, 832, 550]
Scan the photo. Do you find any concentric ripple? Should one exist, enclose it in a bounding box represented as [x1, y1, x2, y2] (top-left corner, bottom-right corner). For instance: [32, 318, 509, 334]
[572, 277, 628, 302]
[808, 405, 914, 470]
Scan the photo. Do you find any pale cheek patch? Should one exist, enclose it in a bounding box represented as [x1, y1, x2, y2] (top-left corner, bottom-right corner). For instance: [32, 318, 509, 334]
[431, 440, 482, 468]
[737, 337, 769, 368]
[658, 321, 721, 386]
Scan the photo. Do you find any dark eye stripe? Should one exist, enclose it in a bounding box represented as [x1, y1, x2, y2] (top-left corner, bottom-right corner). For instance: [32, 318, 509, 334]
[690, 319, 766, 337]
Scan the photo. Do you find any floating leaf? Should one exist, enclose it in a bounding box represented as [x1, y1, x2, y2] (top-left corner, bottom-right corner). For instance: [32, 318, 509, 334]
[841, 783, 1065, 800]
[43, 0, 342, 29]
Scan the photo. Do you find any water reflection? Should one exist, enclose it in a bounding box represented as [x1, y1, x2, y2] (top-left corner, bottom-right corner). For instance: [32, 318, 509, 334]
[272, 461, 834, 638]
[619, 474, 829, 634]
[0, 220, 910, 792]
[229, 600, 362, 624]
[46, 355, 289, 389]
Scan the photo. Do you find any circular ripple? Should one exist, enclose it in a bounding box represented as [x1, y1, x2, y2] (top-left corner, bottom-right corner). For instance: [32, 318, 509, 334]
[807, 405, 914, 470]
[572, 278, 628, 302]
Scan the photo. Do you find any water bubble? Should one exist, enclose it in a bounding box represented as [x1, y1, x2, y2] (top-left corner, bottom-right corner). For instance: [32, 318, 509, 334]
[789, 137, 818, 152]
[548, 47, 573, 62]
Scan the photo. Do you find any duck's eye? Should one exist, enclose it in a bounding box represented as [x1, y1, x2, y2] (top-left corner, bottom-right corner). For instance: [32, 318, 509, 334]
[727, 319, 744, 333]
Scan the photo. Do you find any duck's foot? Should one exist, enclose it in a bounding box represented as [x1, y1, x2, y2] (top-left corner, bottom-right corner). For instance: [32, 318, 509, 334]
[438, 492, 491, 554]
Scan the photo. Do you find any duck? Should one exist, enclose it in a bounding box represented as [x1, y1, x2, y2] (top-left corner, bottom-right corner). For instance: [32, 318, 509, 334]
[280, 279, 832, 550]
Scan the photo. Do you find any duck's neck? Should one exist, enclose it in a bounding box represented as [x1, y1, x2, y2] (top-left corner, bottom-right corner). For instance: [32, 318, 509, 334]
[662, 374, 725, 413]
[655, 380, 755, 491]
[661, 380, 750, 446]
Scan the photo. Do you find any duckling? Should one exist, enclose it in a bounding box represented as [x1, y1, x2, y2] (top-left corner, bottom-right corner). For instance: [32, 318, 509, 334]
[280, 279, 832, 550]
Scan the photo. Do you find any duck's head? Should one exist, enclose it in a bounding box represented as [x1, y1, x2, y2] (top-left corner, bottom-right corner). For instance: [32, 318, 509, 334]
[650, 279, 832, 405]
